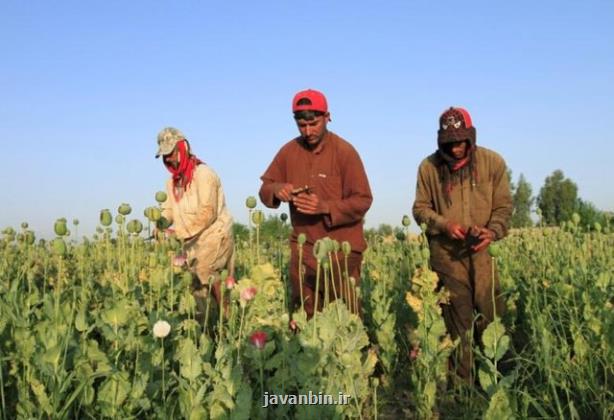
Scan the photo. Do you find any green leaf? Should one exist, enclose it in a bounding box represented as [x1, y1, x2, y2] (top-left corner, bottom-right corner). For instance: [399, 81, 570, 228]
[483, 388, 514, 420]
[75, 308, 88, 332]
[177, 338, 202, 380]
[482, 319, 508, 360]
[478, 363, 497, 397]
[98, 371, 131, 411]
[229, 381, 252, 420]
[29, 377, 53, 416]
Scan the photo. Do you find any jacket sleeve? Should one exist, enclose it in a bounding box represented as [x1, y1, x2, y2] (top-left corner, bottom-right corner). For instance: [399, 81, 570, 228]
[412, 163, 448, 235]
[486, 157, 513, 240]
[259, 152, 285, 209]
[322, 147, 372, 228]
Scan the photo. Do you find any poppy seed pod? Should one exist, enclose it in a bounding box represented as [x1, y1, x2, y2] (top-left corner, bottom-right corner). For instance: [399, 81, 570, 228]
[251, 210, 264, 226]
[21, 222, 28, 229]
[331, 239, 340, 253]
[100, 209, 113, 227]
[54, 219, 68, 236]
[280, 212, 288, 222]
[297, 233, 307, 245]
[127, 219, 143, 235]
[118, 203, 132, 216]
[313, 239, 328, 261]
[396, 231, 406, 241]
[115, 215, 125, 225]
[245, 196, 257, 209]
[488, 243, 502, 258]
[155, 191, 167, 204]
[402, 215, 411, 227]
[25, 230, 35, 245]
[341, 241, 352, 256]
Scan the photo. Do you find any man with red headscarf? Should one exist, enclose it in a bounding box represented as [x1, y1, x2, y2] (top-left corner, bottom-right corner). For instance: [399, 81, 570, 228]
[156, 127, 234, 309]
[412, 107, 512, 383]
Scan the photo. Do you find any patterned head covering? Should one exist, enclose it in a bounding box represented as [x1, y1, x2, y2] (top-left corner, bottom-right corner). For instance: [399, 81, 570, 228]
[437, 107, 476, 146]
[156, 127, 185, 158]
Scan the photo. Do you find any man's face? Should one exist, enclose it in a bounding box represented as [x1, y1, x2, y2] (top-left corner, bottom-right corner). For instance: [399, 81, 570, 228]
[445, 140, 469, 159]
[296, 113, 329, 147]
[163, 147, 180, 169]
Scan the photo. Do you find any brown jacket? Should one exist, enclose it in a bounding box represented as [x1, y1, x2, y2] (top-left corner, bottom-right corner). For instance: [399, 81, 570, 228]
[413, 146, 512, 252]
[259, 131, 372, 253]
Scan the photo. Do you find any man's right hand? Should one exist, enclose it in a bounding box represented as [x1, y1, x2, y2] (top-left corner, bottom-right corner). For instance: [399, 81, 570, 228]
[274, 183, 294, 202]
[445, 221, 467, 240]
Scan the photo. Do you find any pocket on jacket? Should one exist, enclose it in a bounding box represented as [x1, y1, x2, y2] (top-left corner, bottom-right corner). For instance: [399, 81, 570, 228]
[316, 174, 342, 200]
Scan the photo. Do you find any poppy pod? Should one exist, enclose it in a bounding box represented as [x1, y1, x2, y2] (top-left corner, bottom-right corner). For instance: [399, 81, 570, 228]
[155, 191, 168, 204]
[251, 210, 264, 225]
[245, 196, 257, 209]
[118, 203, 132, 216]
[341, 241, 352, 256]
[297, 233, 307, 245]
[402, 215, 411, 227]
[54, 219, 67, 236]
[100, 209, 113, 227]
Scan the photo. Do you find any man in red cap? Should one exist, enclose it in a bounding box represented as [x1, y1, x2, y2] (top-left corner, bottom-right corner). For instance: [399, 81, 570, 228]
[412, 107, 512, 382]
[259, 89, 372, 319]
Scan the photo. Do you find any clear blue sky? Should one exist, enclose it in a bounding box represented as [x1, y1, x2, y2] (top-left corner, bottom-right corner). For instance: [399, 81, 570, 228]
[1, 1, 612, 238]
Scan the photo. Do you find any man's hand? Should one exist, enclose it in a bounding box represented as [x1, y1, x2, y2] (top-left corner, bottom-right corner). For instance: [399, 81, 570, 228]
[445, 221, 467, 240]
[293, 192, 330, 215]
[469, 226, 496, 252]
[274, 183, 294, 202]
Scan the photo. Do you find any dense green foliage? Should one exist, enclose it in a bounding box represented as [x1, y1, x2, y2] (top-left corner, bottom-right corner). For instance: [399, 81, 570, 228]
[0, 203, 612, 419]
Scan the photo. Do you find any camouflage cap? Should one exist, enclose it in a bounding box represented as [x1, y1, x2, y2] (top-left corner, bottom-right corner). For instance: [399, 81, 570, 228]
[156, 127, 185, 158]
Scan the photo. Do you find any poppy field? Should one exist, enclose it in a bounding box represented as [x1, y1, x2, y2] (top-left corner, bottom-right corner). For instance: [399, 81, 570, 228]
[0, 197, 612, 419]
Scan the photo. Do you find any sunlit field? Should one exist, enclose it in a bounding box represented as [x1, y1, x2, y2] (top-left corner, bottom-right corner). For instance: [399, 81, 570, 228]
[0, 198, 612, 419]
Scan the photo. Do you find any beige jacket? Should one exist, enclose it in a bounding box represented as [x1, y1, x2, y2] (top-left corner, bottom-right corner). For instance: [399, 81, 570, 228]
[161, 164, 233, 240]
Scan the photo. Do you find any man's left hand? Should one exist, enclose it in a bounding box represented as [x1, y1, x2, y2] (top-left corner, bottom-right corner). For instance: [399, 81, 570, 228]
[470, 226, 496, 252]
[292, 192, 330, 215]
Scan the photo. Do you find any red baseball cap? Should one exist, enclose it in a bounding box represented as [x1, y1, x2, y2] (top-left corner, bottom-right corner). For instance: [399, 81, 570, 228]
[292, 89, 328, 113]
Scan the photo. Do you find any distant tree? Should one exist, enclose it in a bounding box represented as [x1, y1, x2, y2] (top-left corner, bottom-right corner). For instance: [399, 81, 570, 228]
[575, 199, 608, 228]
[507, 168, 515, 195]
[536, 170, 578, 225]
[376, 224, 393, 236]
[233, 223, 250, 242]
[511, 174, 534, 228]
[259, 214, 292, 241]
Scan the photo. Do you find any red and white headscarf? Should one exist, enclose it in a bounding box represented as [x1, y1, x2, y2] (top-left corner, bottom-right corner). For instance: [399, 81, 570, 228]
[164, 140, 203, 201]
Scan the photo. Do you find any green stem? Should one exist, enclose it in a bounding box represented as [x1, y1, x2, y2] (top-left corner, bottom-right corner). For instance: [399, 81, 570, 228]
[236, 306, 246, 365]
[313, 260, 321, 340]
[298, 244, 305, 314]
[161, 339, 167, 413]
